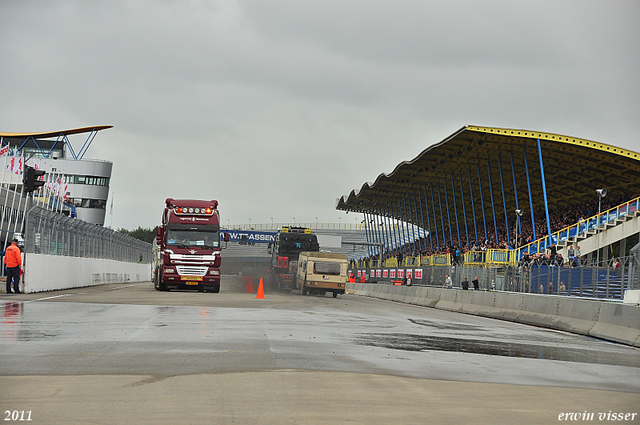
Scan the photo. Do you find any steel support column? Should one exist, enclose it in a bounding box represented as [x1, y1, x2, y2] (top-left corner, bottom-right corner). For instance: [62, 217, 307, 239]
[486, 159, 499, 244]
[414, 192, 425, 252]
[468, 169, 478, 244]
[436, 182, 447, 247]
[430, 184, 440, 250]
[451, 173, 461, 247]
[459, 171, 469, 247]
[537, 139, 553, 240]
[498, 155, 510, 246]
[423, 185, 434, 252]
[523, 144, 537, 241]
[477, 165, 488, 243]
[510, 150, 521, 243]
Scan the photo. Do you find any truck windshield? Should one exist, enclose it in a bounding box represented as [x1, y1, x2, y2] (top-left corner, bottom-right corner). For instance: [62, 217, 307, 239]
[166, 229, 219, 248]
[313, 262, 341, 275]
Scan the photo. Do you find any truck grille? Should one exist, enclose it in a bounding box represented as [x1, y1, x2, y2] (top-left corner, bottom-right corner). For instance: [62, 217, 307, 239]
[176, 266, 208, 276]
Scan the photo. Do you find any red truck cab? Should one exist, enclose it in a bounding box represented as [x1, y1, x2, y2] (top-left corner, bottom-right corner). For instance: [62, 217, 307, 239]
[154, 198, 226, 293]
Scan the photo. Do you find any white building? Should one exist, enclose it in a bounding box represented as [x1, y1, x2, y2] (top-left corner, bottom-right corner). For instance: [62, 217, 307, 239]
[0, 126, 113, 226]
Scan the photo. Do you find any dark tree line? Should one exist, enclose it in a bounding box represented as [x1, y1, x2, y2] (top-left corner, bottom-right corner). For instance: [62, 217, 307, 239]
[117, 226, 157, 244]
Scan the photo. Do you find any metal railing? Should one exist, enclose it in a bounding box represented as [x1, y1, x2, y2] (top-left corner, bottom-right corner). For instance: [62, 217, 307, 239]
[350, 253, 638, 299]
[227, 222, 366, 231]
[24, 204, 152, 263]
[517, 196, 640, 259]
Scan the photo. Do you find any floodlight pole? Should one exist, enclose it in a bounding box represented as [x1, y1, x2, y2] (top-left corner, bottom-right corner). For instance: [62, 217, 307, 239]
[596, 189, 607, 268]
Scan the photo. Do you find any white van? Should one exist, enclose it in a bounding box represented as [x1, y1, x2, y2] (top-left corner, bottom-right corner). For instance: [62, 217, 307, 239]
[295, 252, 348, 298]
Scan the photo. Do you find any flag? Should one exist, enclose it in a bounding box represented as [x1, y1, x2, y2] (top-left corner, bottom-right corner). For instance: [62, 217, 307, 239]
[13, 153, 23, 176]
[0, 144, 8, 157]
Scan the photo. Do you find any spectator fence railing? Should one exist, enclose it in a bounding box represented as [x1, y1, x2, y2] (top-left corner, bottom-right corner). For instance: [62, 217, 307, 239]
[350, 253, 638, 300]
[24, 204, 153, 264]
[517, 196, 639, 260]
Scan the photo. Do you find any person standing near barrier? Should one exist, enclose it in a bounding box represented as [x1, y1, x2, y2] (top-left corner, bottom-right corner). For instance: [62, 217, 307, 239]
[568, 245, 575, 264]
[575, 246, 582, 266]
[443, 274, 452, 289]
[4, 238, 22, 294]
[461, 277, 469, 290]
[472, 276, 479, 290]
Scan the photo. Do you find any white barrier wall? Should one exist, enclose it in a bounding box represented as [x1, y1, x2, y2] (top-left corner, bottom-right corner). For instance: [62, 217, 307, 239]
[21, 253, 152, 293]
[348, 283, 640, 347]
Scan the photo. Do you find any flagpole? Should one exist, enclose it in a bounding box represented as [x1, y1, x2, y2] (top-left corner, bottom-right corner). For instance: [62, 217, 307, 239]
[10, 152, 25, 239]
[12, 159, 26, 242]
[3, 152, 20, 250]
[0, 139, 9, 277]
[1, 147, 15, 236]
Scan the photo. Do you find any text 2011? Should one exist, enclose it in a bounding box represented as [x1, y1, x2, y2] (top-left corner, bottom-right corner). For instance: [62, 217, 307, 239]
[4, 411, 32, 421]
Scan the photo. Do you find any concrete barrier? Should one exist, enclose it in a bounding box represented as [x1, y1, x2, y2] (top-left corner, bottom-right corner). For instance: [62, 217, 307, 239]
[518, 295, 561, 328]
[590, 302, 640, 346]
[554, 297, 601, 336]
[487, 292, 524, 322]
[435, 288, 458, 311]
[21, 253, 152, 294]
[346, 282, 640, 347]
[466, 290, 495, 316]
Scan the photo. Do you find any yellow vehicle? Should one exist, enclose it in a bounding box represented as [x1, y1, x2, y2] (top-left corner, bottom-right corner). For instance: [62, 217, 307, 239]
[295, 252, 349, 298]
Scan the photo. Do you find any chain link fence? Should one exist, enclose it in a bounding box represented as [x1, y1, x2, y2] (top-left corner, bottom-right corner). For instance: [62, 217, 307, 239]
[355, 253, 639, 300]
[24, 204, 152, 263]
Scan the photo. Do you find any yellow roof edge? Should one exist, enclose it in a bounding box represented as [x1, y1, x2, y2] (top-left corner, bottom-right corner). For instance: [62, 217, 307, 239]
[466, 125, 640, 159]
[0, 125, 113, 139]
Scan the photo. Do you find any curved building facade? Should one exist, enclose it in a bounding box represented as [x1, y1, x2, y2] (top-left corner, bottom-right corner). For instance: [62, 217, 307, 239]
[0, 126, 114, 226]
[34, 157, 112, 225]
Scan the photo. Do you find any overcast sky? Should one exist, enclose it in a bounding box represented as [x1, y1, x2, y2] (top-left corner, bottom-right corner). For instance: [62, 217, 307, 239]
[1, 0, 638, 230]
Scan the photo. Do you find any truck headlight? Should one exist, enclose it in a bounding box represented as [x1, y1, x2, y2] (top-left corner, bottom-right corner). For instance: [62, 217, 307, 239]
[210, 270, 220, 275]
[164, 268, 175, 274]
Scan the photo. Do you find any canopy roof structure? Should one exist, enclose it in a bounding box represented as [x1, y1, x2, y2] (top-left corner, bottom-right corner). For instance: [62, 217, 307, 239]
[336, 125, 640, 247]
[0, 125, 113, 160]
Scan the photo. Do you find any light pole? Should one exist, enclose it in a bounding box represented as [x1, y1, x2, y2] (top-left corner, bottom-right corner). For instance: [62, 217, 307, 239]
[249, 218, 251, 229]
[596, 189, 607, 267]
[293, 217, 295, 225]
[271, 217, 273, 228]
[315, 217, 318, 228]
[338, 217, 341, 227]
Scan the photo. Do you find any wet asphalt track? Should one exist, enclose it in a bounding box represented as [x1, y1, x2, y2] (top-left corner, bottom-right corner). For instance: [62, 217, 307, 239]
[1, 276, 638, 424]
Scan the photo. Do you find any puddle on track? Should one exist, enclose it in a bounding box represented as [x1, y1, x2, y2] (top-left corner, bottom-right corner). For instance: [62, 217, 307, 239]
[355, 333, 640, 367]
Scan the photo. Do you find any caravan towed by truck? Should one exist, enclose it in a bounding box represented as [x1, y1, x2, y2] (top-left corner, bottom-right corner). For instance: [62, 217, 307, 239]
[294, 251, 349, 298]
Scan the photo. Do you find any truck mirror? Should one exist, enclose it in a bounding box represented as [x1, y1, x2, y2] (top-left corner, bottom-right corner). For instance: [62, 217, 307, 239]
[224, 232, 230, 242]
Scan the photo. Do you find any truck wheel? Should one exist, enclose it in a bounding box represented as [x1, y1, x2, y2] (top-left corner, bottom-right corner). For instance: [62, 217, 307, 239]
[157, 271, 168, 291]
[333, 291, 338, 298]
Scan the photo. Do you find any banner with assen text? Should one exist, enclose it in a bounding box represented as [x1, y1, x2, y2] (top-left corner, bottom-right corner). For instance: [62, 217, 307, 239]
[223, 230, 277, 244]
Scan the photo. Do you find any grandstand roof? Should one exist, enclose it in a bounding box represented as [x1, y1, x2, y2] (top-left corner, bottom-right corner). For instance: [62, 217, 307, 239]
[336, 125, 640, 232]
[0, 126, 113, 139]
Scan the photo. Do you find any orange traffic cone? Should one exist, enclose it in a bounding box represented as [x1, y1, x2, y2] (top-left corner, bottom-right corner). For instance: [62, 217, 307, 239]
[247, 276, 254, 293]
[255, 277, 265, 299]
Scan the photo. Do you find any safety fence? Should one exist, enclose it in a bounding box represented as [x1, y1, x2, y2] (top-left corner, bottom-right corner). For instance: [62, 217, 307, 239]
[350, 253, 639, 300]
[24, 204, 152, 263]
